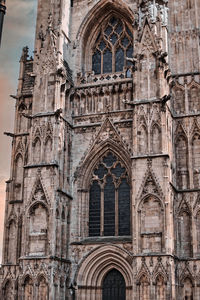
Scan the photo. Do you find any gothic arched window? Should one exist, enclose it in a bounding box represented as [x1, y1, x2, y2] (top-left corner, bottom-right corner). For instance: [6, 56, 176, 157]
[92, 16, 133, 75]
[89, 152, 130, 237]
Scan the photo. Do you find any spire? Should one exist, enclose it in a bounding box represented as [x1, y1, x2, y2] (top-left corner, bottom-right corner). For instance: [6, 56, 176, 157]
[0, 0, 6, 46]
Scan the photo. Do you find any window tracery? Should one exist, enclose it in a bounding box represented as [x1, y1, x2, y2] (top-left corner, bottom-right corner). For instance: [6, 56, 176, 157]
[89, 151, 130, 237]
[92, 16, 133, 75]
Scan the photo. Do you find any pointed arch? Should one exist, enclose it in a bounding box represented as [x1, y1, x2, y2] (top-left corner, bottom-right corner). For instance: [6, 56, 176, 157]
[181, 277, 194, 300]
[28, 201, 49, 256]
[178, 207, 192, 257]
[26, 175, 50, 211]
[138, 124, 148, 155]
[88, 150, 131, 237]
[33, 137, 41, 164]
[172, 84, 185, 114]
[103, 269, 126, 300]
[76, 0, 134, 73]
[24, 276, 33, 300]
[154, 274, 166, 300]
[195, 209, 200, 253]
[7, 219, 17, 264]
[137, 273, 150, 300]
[187, 81, 200, 112]
[14, 153, 23, 201]
[175, 133, 189, 189]
[44, 136, 52, 162]
[18, 103, 27, 132]
[78, 139, 131, 188]
[191, 132, 200, 188]
[138, 195, 164, 253]
[2, 279, 13, 299]
[75, 245, 132, 300]
[37, 275, 48, 300]
[151, 122, 161, 154]
[136, 168, 164, 202]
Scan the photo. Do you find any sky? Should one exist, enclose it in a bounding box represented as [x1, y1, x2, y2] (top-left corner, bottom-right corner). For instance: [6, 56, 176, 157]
[0, 0, 37, 262]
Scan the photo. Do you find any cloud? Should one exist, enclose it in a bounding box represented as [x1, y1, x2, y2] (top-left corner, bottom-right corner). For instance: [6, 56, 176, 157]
[0, 0, 37, 81]
[0, 0, 37, 263]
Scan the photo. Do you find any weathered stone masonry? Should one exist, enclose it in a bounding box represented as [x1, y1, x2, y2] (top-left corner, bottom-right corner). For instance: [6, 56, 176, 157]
[0, 0, 200, 299]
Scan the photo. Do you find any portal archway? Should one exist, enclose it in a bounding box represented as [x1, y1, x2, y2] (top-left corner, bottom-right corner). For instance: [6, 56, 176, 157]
[75, 245, 133, 300]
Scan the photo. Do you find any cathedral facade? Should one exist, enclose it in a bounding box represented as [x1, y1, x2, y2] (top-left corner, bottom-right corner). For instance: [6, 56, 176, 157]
[0, 0, 200, 299]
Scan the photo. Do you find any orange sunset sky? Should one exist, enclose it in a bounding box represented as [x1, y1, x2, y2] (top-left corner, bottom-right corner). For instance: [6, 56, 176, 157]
[0, 0, 37, 262]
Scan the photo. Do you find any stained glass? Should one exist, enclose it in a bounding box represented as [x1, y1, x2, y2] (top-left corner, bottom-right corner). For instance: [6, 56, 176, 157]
[111, 163, 125, 177]
[127, 46, 133, 66]
[103, 49, 112, 73]
[89, 181, 101, 236]
[110, 33, 118, 45]
[115, 47, 124, 72]
[99, 40, 106, 51]
[105, 26, 112, 37]
[92, 17, 133, 74]
[115, 22, 123, 35]
[94, 164, 108, 179]
[118, 179, 130, 236]
[110, 16, 118, 26]
[89, 152, 130, 237]
[121, 36, 129, 47]
[92, 50, 101, 75]
[103, 152, 116, 167]
[104, 176, 115, 236]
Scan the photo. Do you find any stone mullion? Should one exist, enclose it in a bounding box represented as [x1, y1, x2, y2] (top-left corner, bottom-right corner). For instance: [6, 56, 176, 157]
[147, 116, 151, 155]
[191, 211, 196, 257]
[187, 129, 193, 189]
[161, 109, 166, 154]
[132, 159, 137, 253]
[100, 188, 104, 236]
[25, 216, 30, 256]
[101, 51, 103, 74]
[112, 45, 115, 73]
[115, 187, 119, 236]
[137, 209, 141, 253]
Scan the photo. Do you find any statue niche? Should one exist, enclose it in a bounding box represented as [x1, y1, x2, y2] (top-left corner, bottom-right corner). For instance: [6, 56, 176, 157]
[29, 203, 48, 256]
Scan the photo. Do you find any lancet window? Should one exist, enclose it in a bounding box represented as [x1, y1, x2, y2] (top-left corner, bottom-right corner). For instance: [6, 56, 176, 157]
[92, 16, 133, 75]
[89, 152, 130, 237]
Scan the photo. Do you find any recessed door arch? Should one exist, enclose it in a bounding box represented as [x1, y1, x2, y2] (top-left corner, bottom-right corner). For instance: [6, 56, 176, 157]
[102, 269, 126, 300]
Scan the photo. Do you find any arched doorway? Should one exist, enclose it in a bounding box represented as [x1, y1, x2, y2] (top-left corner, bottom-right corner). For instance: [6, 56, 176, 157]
[102, 269, 126, 300]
